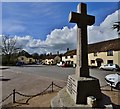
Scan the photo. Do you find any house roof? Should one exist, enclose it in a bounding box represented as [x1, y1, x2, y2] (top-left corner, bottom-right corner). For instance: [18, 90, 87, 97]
[88, 38, 120, 53]
[64, 38, 120, 56]
[64, 50, 76, 56]
[43, 55, 58, 60]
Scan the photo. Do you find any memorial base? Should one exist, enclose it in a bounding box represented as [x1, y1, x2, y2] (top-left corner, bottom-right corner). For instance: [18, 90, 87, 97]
[67, 75, 102, 104]
[51, 87, 113, 108]
[51, 74, 112, 108]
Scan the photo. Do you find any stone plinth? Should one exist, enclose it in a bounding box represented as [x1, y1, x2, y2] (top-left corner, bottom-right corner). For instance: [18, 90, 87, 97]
[66, 75, 102, 104]
[51, 87, 113, 108]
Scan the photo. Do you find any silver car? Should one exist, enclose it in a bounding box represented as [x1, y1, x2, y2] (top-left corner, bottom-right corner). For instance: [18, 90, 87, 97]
[105, 73, 120, 90]
[99, 64, 120, 71]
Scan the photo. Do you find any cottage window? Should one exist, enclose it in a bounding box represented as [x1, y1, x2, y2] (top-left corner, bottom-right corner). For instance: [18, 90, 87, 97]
[107, 50, 113, 56]
[94, 52, 97, 56]
[71, 61, 73, 64]
[70, 56, 73, 58]
[29, 59, 32, 62]
[91, 60, 95, 64]
[21, 57, 24, 60]
[107, 60, 113, 64]
[65, 56, 67, 59]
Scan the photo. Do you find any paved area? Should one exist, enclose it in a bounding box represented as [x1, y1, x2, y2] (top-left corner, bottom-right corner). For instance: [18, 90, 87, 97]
[0, 65, 120, 108]
[10, 65, 74, 81]
[10, 65, 117, 86]
[1, 67, 66, 106]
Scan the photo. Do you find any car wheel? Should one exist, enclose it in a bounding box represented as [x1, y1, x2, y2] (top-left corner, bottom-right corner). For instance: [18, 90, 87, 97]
[116, 83, 120, 90]
[99, 68, 102, 70]
[113, 68, 116, 72]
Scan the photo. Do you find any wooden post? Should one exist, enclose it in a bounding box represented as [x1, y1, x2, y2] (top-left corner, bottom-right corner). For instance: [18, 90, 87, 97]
[13, 89, 16, 103]
[110, 82, 113, 91]
[52, 82, 54, 92]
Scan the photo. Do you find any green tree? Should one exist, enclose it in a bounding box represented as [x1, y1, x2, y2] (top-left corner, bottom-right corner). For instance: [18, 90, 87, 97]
[18, 50, 31, 57]
[1, 35, 22, 65]
[32, 53, 39, 59]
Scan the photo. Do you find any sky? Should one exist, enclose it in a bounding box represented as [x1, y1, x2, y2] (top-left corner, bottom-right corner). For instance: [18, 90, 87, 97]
[1, 2, 120, 54]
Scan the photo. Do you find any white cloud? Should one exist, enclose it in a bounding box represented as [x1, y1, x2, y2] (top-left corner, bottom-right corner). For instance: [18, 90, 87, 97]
[45, 26, 76, 48]
[12, 26, 77, 54]
[88, 9, 119, 43]
[1, 9, 119, 54]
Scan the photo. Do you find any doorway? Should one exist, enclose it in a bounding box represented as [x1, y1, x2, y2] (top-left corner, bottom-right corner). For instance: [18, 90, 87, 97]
[96, 58, 103, 67]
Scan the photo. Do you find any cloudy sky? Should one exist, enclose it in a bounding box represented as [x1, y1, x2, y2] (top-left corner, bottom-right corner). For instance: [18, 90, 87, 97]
[1, 2, 119, 54]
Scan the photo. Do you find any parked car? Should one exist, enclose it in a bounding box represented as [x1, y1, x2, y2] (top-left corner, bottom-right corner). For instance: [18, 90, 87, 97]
[105, 73, 120, 90]
[57, 61, 65, 67]
[99, 64, 120, 71]
[62, 61, 74, 67]
[73, 63, 76, 68]
[16, 62, 24, 66]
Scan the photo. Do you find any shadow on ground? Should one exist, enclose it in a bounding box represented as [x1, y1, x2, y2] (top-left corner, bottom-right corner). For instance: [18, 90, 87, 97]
[15, 65, 48, 67]
[0, 67, 10, 70]
[0, 78, 11, 81]
[112, 104, 120, 109]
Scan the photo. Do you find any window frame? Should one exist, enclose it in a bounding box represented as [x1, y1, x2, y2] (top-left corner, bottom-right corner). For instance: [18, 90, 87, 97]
[107, 50, 113, 56]
[94, 52, 97, 56]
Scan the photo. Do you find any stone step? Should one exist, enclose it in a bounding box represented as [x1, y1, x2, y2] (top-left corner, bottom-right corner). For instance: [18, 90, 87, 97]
[51, 93, 61, 108]
[51, 87, 113, 109]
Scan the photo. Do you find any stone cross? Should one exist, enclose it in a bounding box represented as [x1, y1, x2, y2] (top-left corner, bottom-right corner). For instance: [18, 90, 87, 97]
[69, 3, 95, 77]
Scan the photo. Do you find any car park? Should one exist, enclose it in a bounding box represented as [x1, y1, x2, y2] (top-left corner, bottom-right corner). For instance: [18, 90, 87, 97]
[105, 73, 120, 90]
[99, 64, 120, 71]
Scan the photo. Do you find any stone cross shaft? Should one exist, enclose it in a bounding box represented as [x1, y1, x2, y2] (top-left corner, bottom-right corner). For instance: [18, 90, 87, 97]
[69, 3, 95, 77]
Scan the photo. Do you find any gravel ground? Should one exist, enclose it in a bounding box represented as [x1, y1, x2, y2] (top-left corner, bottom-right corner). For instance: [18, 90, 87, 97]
[1, 67, 120, 108]
[101, 86, 120, 108]
[3, 88, 120, 108]
[1, 68, 66, 107]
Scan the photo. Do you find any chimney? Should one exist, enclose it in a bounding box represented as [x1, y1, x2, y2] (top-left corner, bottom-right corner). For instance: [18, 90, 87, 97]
[50, 52, 52, 56]
[67, 48, 69, 51]
[57, 51, 59, 55]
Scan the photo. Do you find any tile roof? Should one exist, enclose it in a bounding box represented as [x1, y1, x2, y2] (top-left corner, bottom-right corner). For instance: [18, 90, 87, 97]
[88, 38, 120, 53]
[43, 55, 57, 59]
[64, 50, 76, 56]
[64, 38, 120, 56]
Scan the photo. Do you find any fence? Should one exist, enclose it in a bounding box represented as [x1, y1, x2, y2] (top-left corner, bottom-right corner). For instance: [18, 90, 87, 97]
[1, 81, 112, 105]
[0, 81, 63, 104]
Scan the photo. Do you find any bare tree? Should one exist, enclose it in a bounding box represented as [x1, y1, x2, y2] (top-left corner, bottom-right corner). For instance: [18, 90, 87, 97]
[1, 35, 22, 64]
[112, 21, 120, 35]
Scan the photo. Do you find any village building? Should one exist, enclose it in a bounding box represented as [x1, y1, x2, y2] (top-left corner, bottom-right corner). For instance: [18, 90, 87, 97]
[17, 56, 36, 64]
[62, 50, 76, 65]
[62, 38, 120, 67]
[42, 55, 61, 65]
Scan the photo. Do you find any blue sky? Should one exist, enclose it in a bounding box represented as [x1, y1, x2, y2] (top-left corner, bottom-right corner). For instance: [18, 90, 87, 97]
[1, 2, 119, 54]
[2, 2, 118, 40]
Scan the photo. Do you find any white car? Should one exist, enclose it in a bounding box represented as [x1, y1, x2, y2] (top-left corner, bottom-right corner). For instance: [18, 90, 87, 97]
[57, 61, 65, 67]
[99, 64, 120, 71]
[105, 73, 120, 90]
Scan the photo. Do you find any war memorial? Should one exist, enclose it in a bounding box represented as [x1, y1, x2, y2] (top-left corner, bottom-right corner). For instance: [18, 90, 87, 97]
[51, 3, 113, 108]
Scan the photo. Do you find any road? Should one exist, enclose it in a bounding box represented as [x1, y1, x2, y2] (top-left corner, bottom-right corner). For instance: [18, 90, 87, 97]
[11, 65, 117, 87]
